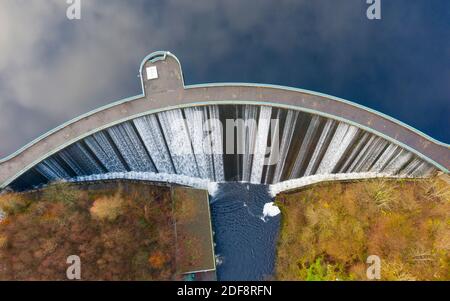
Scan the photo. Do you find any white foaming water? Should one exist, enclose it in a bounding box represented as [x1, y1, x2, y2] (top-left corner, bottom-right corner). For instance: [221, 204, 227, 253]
[207, 182, 219, 197]
[262, 202, 281, 218]
[215, 255, 224, 266]
[269, 172, 411, 197]
[69, 172, 211, 191]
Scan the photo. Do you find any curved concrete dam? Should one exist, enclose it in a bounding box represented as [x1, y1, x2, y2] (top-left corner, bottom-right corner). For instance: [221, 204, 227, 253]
[0, 51, 448, 192]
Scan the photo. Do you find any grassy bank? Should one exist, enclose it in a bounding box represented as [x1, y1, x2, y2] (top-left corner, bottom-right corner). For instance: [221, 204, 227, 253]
[0, 182, 177, 280]
[275, 177, 450, 280]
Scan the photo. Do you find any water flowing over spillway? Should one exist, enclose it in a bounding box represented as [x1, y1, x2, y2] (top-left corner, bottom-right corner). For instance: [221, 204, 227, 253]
[184, 107, 214, 180]
[210, 183, 280, 281]
[84, 132, 127, 172]
[10, 104, 436, 191]
[107, 123, 156, 172]
[133, 115, 175, 174]
[250, 106, 272, 184]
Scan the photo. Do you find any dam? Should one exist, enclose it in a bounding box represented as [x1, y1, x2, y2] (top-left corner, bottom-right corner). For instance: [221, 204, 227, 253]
[0, 51, 448, 192]
[0, 51, 448, 280]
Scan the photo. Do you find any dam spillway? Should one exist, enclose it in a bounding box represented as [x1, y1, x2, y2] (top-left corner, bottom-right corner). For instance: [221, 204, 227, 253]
[0, 51, 448, 192]
[5, 104, 439, 191]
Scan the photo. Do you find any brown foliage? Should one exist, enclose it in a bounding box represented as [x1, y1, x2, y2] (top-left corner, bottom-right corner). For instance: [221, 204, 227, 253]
[90, 193, 124, 221]
[0, 182, 177, 280]
[275, 177, 450, 281]
[0, 193, 30, 215]
[148, 250, 169, 269]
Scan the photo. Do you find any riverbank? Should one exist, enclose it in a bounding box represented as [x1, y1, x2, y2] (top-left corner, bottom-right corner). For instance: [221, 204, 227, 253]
[0, 181, 177, 280]
[274, 177, 449, 280]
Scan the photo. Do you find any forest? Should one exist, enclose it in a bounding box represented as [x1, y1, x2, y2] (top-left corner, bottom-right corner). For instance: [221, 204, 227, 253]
[275, 176, 450, 280]
[0, 181, 177, 280]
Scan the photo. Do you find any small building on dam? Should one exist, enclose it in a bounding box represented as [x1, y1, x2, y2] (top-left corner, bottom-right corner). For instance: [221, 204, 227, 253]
[0, 51, 448, 193]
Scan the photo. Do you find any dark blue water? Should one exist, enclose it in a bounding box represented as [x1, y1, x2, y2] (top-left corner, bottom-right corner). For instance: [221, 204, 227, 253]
[210, 183, 281, 281]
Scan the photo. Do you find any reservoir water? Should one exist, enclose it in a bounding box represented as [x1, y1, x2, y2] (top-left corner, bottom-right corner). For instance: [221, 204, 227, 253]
[210, 182, 281, 281]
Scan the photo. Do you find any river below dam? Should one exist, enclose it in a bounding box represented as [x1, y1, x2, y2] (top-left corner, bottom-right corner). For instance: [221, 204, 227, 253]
[210, 182, 281, 281]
